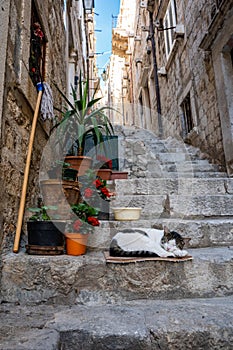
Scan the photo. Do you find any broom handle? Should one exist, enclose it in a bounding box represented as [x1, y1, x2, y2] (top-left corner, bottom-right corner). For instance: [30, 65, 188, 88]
[13, 84, 43, 253]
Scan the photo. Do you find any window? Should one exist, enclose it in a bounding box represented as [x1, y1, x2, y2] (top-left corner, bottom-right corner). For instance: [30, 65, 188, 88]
[164, 0, 177, 58]
[181, 92, 194, 136]
[29, 3, 46, 86]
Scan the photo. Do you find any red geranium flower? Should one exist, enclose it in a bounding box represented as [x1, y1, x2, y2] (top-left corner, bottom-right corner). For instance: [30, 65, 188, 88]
[84, 188, 93, 198]
[87, 217, 100, 226]
[73, 219, 83, 231]
[101, 187, 111, 197]
[93, 179, 102, 188]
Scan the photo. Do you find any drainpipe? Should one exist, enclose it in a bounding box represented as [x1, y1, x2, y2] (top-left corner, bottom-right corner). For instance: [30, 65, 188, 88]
[148, 10, 163, 137]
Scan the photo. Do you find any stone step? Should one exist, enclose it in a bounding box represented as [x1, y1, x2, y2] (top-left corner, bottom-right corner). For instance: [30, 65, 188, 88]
[112, 194, 233, 218]
[1, 247, 233, 305]
[0, 296, 233, 349]
[114, 178, 233, 196]
[89, 217, 233, 249]
[161, 161, 221, 173]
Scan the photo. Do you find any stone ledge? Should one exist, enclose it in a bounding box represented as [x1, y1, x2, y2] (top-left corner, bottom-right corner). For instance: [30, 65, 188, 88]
[0, 296, 233, 349]
[1, 247, 233, 305]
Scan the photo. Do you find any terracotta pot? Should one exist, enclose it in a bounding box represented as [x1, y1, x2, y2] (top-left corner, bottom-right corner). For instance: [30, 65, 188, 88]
[96, 169, 112, 180]
[65, 156, 92, 176]
[40, 180, 80, 218]
[65, 233, 89, 255]
[110, 171, 128, 180]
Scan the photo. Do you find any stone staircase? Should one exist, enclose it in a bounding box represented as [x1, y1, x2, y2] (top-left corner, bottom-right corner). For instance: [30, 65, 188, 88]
[0, 126, 233, 349]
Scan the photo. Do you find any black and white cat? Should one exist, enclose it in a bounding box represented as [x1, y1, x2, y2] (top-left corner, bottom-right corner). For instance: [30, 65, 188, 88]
[109, 226, 188, 258]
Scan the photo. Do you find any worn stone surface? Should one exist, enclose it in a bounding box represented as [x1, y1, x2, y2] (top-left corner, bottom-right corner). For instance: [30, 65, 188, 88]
[89, 218, 233, 249]
[0, 296, 233, 349]
[116, 126, 227, 178]
[113, 194, 233, 218]
[1, 247, 233, 305]
[114, 178, 233, 196]
[0, 0, 66, 250]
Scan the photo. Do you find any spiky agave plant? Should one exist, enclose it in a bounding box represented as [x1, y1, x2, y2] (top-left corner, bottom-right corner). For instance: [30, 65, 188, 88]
[53, 74, 114, 156]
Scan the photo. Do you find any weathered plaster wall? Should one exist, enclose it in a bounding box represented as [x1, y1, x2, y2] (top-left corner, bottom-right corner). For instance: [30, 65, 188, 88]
[0, 0, 67, 251]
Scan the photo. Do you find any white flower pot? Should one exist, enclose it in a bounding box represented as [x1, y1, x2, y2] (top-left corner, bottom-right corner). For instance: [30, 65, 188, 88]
[113, 207, 142, 221]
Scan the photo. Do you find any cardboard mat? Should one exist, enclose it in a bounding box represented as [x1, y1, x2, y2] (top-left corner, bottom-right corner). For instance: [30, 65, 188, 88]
[104, 251, 193, 264]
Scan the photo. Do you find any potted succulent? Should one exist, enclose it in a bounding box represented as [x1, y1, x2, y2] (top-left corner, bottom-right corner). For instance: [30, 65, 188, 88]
[53, 74, 114, 176]
[26, 200, 66, 255]
[65, 202, 100, 255]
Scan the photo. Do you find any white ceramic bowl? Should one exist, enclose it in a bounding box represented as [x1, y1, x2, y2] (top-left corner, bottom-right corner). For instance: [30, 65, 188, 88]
[112, 207, 142, 221]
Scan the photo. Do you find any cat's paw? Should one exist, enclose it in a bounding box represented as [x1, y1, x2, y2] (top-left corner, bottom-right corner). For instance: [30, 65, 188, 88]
[174, 249, 188, 257]
[161, 252, 175, 258]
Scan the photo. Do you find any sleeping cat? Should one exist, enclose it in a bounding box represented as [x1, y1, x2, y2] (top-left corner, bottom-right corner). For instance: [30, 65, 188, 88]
[109, 226, 188, 258]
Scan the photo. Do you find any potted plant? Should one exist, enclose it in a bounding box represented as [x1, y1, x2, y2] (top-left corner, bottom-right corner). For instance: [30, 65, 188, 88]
[79, 169, 115, 220]
[26, 200, 66, 255]
[40, 161, 80, 217]
[53, 74, 115, 176]
[47, 160, 78, 180]
[65, 202, 100, 256]
[95, 155, 113, 180]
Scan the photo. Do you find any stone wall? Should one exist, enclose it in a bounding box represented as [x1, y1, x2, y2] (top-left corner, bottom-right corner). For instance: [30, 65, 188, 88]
[155, 0, 225, 166]
[131, 0, 233, 171]
[0, 0, 67, 251]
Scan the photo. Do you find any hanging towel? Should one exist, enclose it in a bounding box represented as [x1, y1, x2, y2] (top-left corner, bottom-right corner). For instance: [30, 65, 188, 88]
[40, 82, 55, 121]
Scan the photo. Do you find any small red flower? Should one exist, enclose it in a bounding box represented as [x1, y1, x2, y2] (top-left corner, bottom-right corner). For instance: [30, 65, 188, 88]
[87, 217, 100, 226]
[31, 67, 36, 73]
[93, 179, 102, 188]
[84, 188, 93, 198]
[73, 219, 83, 231]
[101, 187, 111, 198]
[34, 28, 44, 38]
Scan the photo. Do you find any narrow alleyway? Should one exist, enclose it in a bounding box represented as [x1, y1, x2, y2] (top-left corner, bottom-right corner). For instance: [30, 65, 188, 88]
[1, 0, 233, 348]
[0, 126, 233, 349]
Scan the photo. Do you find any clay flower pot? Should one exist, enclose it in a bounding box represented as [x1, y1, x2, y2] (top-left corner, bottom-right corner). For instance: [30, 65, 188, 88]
[65, 233, 89, 255]
[65, 156, 92, 177]
[110, 171, 128, 180]
[96, 168, 112, 180]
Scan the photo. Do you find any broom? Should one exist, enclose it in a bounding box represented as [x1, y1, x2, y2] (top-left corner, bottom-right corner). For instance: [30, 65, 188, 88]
[13, 82, 55, 253]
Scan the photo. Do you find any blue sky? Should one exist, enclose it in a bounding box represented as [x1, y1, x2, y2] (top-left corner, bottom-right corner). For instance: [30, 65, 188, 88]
[94, 0, 120, 75]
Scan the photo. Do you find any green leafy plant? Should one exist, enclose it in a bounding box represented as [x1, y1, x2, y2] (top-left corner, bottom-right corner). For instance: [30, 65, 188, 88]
[53, 73, 114, 156]
[66, 202, 100, 234]
[27, 205, 59, 221]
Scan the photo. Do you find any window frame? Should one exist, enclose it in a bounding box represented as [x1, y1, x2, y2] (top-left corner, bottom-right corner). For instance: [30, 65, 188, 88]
[163, 0, 177, 59]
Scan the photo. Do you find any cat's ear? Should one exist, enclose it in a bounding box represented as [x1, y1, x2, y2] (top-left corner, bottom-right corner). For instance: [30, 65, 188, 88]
[163, 226, 170, 234]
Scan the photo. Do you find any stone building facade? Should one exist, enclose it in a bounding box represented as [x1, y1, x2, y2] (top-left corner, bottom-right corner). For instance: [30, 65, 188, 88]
[0, 0, 94, 250]
[112, 0, 233, 175]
